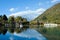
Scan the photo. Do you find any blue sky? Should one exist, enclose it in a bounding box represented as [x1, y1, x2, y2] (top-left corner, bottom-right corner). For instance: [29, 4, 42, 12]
[0, 0, 60, 20]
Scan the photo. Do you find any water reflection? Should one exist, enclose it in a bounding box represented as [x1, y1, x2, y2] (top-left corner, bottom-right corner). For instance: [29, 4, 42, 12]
[0, 27, 29, 35]
[0, 29, 47, 40]
[0, 23, 47, 40]
[0, 21, 30, 34]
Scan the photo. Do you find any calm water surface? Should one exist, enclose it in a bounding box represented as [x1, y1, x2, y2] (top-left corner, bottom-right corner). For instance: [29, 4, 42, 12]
[0, 28, 47, 40]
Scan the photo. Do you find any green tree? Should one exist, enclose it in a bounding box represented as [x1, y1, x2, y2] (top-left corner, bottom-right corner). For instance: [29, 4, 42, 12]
[8, 16, 15, 23]
[8, 16, 15, 33]
[22, 18, 27, 22]
[2, 15, 8, 21]
[0, 15, 2, 21]
[2, 15, 8, 25]
[15, 16, 22, 22]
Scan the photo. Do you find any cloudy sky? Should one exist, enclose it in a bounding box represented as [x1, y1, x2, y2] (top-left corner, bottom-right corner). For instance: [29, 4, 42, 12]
[0, 0, 60, 21]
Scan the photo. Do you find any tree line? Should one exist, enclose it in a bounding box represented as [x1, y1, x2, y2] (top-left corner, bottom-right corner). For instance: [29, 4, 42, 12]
[0, 14, 29, 35]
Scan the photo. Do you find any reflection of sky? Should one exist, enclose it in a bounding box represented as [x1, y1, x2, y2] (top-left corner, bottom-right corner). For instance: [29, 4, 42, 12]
[14, 29, 46, 40]
[0, 29, 47, 40]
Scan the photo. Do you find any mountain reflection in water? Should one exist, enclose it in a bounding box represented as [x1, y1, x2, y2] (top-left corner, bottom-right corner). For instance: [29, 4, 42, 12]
[0, 28, 47, 40]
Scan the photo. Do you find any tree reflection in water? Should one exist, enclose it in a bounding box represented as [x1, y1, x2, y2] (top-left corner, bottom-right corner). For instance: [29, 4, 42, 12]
[0, 22, 29, 35]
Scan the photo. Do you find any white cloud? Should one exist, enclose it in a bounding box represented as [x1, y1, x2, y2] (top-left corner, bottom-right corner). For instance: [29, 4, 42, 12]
[9, 8, 45, 16]
[36, 8, 45, 13]
[9, 8, 15, 12]
[9, 8, 45, 21]
[51, 0, 60, 3]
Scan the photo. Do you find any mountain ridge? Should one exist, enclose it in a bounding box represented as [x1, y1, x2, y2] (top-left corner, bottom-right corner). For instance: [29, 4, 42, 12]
[33, 3, 60, 23]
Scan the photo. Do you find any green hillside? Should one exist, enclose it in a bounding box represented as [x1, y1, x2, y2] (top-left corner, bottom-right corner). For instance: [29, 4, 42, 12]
[34, 3, 60, 23]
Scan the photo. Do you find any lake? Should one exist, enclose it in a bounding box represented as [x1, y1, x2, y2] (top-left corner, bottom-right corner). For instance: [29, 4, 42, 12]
[0, 28, 47, 40]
